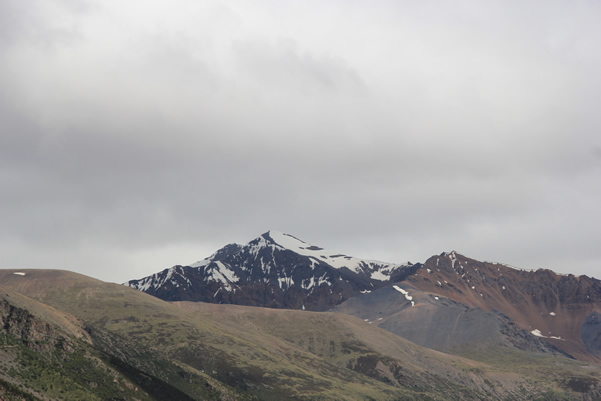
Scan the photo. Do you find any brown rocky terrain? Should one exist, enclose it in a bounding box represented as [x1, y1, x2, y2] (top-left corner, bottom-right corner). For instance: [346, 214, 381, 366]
[405, 251, 601, 362]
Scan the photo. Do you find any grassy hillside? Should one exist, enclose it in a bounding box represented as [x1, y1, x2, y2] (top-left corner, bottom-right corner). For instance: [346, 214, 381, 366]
[2, 269, 601, 400]
[0, 284, 246, 401]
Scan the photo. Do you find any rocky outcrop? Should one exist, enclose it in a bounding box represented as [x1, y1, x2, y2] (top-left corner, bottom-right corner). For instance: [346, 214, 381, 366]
[0, 299, 73, 352]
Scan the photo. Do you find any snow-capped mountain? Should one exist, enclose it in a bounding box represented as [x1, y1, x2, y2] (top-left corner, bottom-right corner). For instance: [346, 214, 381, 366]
[126, 230, 418, 311]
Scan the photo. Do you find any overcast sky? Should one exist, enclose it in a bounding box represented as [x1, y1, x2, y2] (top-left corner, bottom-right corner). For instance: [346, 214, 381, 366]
[1, 0, 600, 283]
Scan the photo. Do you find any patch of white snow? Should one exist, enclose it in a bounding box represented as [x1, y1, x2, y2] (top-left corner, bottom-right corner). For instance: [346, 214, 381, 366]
[392, 285, 414, 305]
[449, 252, 457, 269]
[268, 231, 401, 274]
[189, 259, 210, 268]
[370, 270, 389, 281]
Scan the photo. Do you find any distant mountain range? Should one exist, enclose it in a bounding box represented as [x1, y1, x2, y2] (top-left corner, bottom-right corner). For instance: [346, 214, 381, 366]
[127, 231, 601, 364]
[2, 231, 601, 400]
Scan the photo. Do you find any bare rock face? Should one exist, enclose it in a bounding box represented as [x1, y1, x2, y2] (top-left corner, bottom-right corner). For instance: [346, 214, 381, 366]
[0, 299, 71, 352]
[582, 311, 601, 358]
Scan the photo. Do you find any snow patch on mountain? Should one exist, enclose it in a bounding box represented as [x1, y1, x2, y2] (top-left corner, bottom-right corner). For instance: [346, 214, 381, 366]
[531, 329, 564, 340]
[189, 259, 210, 268]
[133, 266, 191, 292]
[267, 231, 404, 274]
[206, 261, 239, 290]
[393, 285, 414, 306]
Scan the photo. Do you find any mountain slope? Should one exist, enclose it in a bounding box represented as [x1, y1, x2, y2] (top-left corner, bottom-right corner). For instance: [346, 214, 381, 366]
[334, 251, 601, 364]
[332, 283, 568, 357]
[4, 268, 598, 400]
[127, 231, 417, 311]
[406, 251, 601, 362]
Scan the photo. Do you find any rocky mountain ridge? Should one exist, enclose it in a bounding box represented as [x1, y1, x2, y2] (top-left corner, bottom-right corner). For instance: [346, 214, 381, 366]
[405, 251, 601, 362]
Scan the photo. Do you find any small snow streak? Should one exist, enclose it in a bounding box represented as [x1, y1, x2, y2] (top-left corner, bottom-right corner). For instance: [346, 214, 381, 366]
[189, 259, 210, 268]
[530, 329, 563, 340]
[392, 285, 414, 306]
[531, 329, 545, 337]
[448, 251, 457, 269]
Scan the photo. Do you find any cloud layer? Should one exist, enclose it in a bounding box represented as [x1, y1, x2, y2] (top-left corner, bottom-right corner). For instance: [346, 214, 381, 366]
[1, 0, 600, 282]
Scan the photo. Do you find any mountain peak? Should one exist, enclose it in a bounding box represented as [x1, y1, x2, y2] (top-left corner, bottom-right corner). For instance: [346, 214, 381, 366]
[256, 230, 310, 248]
[266, 230, 324, 252]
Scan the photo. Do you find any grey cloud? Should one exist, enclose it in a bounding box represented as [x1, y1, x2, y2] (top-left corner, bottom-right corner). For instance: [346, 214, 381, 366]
[1, 0, 600, 282]
[231, 38, 366, 96]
